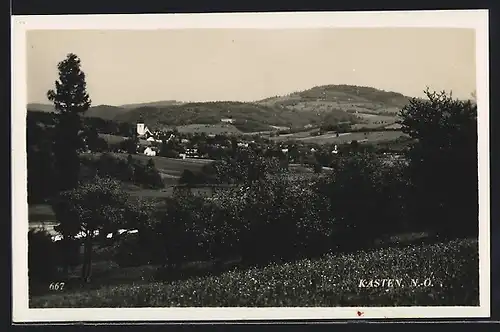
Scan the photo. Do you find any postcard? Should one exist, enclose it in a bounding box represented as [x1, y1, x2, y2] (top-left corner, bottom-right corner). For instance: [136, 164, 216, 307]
[11, 10, 490, 322]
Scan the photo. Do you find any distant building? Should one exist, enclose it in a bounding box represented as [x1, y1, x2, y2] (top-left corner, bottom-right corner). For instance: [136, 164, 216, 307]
[143, 147, 156, 156]
[137, 119, 153, 137]
[221, 118, 235, 124]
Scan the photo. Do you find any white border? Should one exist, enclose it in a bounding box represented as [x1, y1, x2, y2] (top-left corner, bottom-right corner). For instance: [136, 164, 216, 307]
[11, 10, 490, 322]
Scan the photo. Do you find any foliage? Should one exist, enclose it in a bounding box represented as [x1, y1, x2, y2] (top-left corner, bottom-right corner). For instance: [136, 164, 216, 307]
[50, 176, 130, 281]
[113, 101, 335, 133]
[80, 125, 109, 152]
[211, 149, 284, 184]
[80, 153, 164, 189]
[316, 152, 409, 248]
[27, 121, 56, 203]
[398, 89, 478, 237]
[119, 137, 138, 155]
[47, 53, 91, 192]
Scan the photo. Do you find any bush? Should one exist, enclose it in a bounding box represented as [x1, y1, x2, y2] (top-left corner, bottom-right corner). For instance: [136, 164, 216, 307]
[317, 152, 409, 249]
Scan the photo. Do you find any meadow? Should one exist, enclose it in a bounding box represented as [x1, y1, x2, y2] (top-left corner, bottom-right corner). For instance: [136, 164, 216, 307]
[272, 130, 407, 145]
[29, 237, 478, 307]
[172, 124, 242, 135]
[350, 113, 399, 130]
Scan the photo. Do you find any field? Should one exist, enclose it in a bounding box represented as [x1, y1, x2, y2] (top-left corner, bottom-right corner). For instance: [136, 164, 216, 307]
[98, 133, 150, 146]
[350, 113, 400, 130]
[272, 130, 406, 145]
[29, 237, 478, 307]
[173, 124, 242, 135]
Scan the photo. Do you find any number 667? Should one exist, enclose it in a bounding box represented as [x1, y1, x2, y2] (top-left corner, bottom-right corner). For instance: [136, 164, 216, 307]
[49, 282, 65, 291]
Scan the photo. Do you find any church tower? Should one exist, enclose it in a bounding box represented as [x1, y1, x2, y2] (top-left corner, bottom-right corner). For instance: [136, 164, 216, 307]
[137, 116, 145, 136]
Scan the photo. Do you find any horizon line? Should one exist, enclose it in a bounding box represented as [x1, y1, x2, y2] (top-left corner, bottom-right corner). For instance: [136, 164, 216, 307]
[27, 83, 464, 107]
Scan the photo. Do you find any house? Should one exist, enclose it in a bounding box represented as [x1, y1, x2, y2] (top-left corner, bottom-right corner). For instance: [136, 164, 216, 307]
[143, 147, 156, 156]
[221, 118, 235, 124]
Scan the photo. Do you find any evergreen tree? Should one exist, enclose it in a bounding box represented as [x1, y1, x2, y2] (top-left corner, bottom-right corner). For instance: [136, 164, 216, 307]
[47, 53, 91, 192]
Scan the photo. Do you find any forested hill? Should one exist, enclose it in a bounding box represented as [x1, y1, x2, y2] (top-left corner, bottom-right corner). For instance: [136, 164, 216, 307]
[27, 84, 412, 131]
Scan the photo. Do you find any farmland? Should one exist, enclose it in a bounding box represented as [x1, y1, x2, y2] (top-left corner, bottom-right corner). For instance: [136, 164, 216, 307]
[271, 130, 407, 145]
[174, 123, 242, 135]
[350, 112, 400, 130]
[30, 237, 478, 307]
[80, 152, 213, 179]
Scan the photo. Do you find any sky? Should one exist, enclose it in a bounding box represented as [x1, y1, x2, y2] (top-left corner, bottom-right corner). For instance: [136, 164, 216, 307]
[27, 28, 476, 106]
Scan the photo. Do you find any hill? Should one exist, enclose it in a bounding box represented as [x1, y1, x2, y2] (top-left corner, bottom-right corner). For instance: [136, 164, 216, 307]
[258, 84, 411, 115]
[83, 105, 129, 120]
[113, 101, 355, 133]
[119, 100, 183, 109]
[27, 85, 413, 131]
[27, 103, 56, 113]
[28, 103, 129, 121]
[30, 238, 478, 307]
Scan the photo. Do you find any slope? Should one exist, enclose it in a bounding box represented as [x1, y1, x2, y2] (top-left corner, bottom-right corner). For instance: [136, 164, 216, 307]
[258, 84, 411, 115]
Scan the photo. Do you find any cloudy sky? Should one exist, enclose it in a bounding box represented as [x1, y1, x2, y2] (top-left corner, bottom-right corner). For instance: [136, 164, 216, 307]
[27, 28, 476, 106]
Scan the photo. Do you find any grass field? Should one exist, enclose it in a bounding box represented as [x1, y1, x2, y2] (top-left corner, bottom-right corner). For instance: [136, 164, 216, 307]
[351, 113, 399, 130]
[292, 130, 406, 145]
[98, 133, 151, 146]
[174, 124, 242, 135]
[29, 237, 478, 307]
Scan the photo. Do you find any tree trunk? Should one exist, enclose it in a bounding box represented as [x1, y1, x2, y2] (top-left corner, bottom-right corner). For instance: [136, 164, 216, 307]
[81, 234, 93, 283]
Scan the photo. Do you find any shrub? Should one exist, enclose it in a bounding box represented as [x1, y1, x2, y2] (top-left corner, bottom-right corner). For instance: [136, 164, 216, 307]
[316, 152, 409, 249]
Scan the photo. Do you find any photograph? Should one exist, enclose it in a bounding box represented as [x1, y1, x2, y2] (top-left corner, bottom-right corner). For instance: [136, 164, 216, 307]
[11, 10, 490, 322]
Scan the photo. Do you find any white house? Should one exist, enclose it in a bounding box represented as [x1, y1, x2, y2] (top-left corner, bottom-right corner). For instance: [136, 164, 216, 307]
[221, 118, 235, 124]
[144, 147, 156, 156]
